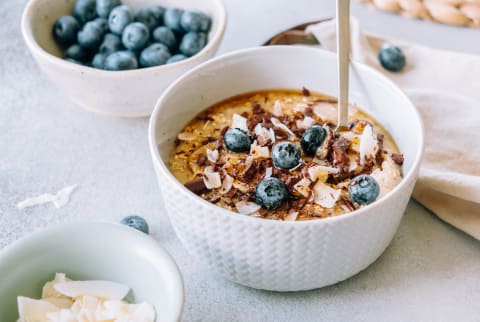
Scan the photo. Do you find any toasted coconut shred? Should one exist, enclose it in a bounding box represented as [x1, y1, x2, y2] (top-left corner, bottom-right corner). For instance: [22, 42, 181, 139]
[170, 89, 403, 221]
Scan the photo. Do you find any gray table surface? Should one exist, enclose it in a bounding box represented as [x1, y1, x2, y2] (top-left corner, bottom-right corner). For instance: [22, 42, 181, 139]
[1, 1, 479, 321]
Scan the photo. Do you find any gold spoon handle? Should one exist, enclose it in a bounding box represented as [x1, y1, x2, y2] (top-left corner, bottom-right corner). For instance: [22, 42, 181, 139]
[336, 0, 350, 132]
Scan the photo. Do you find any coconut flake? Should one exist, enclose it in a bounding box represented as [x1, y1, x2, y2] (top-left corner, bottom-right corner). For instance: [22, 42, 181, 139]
[296, 116, 316, 129]
[16, 184, 78, 210]
[54, 281, 130, 300]
[313, 102, 338, 122]
[308, 165, 339, 182]
[271, 117, 296, 139]
[294, 103, 309, 113]
[273, 100, 283, 116]
[254, 123, 275, 145]
[370, 156, 402, 198]
[219, 174, 233, 195]
[312, 181, 341, 208]
[293, 178, 312, 197]
[177, 132, 197, 141]
[284, 210, 298, 221]
[236, 201, 261, 215]
[265, 167, 273, 178]
[250, 140, 270, 158]
[359, 124, 378, 165]
[206, 148, 219, 163]
[203, 170, 222, 189]
[231, 113, 249, 132]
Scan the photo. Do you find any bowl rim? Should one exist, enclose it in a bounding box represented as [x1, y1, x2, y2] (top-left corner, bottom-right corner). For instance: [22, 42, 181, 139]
[20, 0, 227, 75]
[0, 221, 184, 321]
[148, 45, 425, 227]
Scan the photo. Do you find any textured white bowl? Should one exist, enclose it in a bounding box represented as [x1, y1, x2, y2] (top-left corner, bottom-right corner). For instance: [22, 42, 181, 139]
[0, 222, 184, 321]
[21, 0, 226, 117]
[149, 46, 424, 291]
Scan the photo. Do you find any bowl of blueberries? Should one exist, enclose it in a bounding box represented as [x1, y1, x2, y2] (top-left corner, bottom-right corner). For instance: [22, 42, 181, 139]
[21, 0, 226, 117]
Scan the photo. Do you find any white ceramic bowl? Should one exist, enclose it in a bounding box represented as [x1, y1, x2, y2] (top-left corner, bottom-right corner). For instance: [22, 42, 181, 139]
[0, 222, 184, 321]
[148, 46, 424, 291]
[21, 0, 226, 117]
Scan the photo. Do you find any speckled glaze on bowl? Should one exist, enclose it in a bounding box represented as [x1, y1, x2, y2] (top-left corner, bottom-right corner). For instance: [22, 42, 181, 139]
[21, 0, 226, 117]
[148, 46, 424, 291]
[0, 222, 184, 322]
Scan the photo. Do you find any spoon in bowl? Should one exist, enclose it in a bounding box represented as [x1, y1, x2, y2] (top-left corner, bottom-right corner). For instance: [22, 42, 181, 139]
[336, 0, 350, 132]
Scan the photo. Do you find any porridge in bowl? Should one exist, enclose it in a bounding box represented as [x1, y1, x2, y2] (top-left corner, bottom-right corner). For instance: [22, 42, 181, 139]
[170, 88, 404, 221]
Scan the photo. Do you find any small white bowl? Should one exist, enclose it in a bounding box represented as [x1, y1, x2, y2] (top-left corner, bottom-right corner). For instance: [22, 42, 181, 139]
[149, 46, 424, 291]
[21, 0, 227, 117]
[0, 222, 184, 321]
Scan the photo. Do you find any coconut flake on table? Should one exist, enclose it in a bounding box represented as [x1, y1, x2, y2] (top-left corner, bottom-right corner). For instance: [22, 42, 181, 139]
[312, 181, 341, 208]
[203, 166, 222, 189]
[219, 174, 233, 195]
[359, 124, 378, 165]
[370, 156, 402, 198]
[177, 132, 197, 141]
[206, 148, 219, 163]
[250, 140, 270, 159]
[293, 178, 312, 197]
[273, 100, 283, 116]
[236, 201, 261, 215]
[296, 116, 316, 129]
[231, 113, 249, 132]
[313, 102, 338, 122]
[16, 184, 78, 210]
[271, 117, 296, 139]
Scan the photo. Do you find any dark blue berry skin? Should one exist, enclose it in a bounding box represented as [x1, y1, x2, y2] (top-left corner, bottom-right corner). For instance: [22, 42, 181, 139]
[64, 44, 88, 62]
[108, 5, 134, 35]
[348, 175, 380, 205]
[91, 52, 107, 69]
[139, 43, 171, 67]
[96, 0, 121, 18]
[99, 33, 123, 55]
[73, 0, 97, 24]
[150, 6, 165, 23]
[78, 20, 107, 50]
[104, 51, 138, 70]
[301, 125, 326, 157]
[180, 10, 211, 32]
[272, 142, 301, 169]
[167, 54, 187, 64]
[121, 215, 150, 234]
[378, 43, 406, 72]
[92, 18, 109, 34]
[163, 8, 184, 32]
[179, 32, 207, 56]
[53, 15, 80, 46]
[255, 177, 288, 210]
[152, 26, 176, 51]
[122, 22, 150, 51]
[135, 8, 161, 31]
[224, 128, 252, 152]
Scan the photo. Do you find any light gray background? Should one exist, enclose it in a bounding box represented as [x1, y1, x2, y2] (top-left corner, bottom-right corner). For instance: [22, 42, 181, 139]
[1, 1, 479, 321]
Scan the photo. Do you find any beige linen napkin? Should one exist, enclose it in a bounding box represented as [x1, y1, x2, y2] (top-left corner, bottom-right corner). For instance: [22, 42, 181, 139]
[307, 19, 480, 240]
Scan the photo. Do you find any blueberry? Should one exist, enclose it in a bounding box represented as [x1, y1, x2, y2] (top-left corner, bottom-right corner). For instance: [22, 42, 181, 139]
[108, 5, 134, 35]
[179, 32, 207, 56]
[52, 15, 80, 46]
[96, 0, 121, 18]
[223, 128, 252, 152]
[272, 142, 301, 170]
[99, 33, 123, 54]
[180, 10, 211, 32]
[122, 22, 149, 51]
[378, 43, 406, 72]
[150, 6, 165, 23]
[92, 17, 109, 34]
[348, 174, 380, 205]
[78, 20, 107, 50]
[163, 8, 184, 32]
[167, 54, 187, 64]
[255, 177, 288, 210]
[135, 8, 160, 31]
[152, 26, 176, 51]
[64, 44, 88, 62]
[104, 51, 138, 70]
[73, 0, 97, 24]
[121, 215, 149, 234]
[301, 125, 326, 157]
[91, 52, 107, 69]
[139, 43, 171, 68]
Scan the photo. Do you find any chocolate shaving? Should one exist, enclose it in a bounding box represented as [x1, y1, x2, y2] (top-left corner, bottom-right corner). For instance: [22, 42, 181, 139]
[392, 153, 404, 165]
[302, 87, 311, 97]
[342, 197, 355, 212]
[252, 102, 264, 114]
[220, 126, 229, 136]
[196, 114, 214, 121]
[197, 154, 207, 166]
[376, 134, 385, 164]
[304, 107, 313, 117]
[184, 178, 208, 195]
[332, 136, 350, 166]
[313, 97, 338, 104]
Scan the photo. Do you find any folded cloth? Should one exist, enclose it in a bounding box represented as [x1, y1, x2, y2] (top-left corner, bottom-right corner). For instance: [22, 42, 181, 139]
[307, 18, 480, 240]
